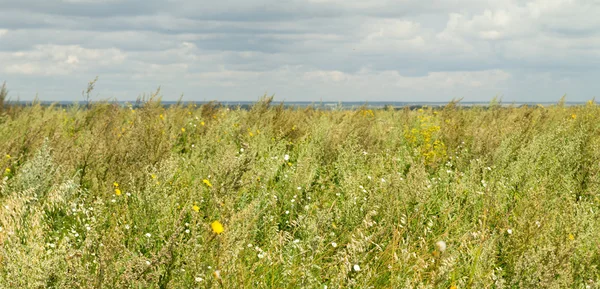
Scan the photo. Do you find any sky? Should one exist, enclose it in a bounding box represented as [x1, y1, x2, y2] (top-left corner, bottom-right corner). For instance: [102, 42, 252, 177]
[1, 0, 599, 102]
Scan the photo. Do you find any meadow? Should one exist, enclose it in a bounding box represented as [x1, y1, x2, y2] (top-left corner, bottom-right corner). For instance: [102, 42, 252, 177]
[1, 93, 600, 288]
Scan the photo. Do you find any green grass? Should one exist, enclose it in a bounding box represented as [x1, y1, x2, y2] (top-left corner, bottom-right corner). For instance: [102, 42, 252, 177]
[1, 97, 600, 288]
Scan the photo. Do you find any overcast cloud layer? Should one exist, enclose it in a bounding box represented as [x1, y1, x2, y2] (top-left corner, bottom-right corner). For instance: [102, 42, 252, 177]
[1, 0, 599, 102]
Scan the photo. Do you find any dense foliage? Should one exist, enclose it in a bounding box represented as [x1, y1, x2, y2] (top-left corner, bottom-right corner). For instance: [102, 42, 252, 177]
[1, 98, 600, 288]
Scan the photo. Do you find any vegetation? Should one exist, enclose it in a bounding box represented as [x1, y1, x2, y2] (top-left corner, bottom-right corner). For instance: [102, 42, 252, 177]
[1, 96, 600, 288]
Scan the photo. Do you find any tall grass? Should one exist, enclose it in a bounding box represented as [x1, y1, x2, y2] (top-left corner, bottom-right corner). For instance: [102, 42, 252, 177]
[1, 98, 600, 288]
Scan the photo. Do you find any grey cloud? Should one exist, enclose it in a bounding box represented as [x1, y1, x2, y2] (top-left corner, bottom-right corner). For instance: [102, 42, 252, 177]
[2, 0, 600, 101]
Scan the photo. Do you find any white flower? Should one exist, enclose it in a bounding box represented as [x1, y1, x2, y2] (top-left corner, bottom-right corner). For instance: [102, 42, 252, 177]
[293, 239, 300, 244]
[367, 176, 372, 180]
[126, 192, 131, 197]
[381, 178, 386, 183]
[331, 242, 337, 248]
[435, 241, 447, 253]
[145, 260, 151, 265]
[240, 148, 244, 152]
[247, 243, 253, 248]
[284, 154, 290, 161]
[297, 187, 302, 190]
[353, 264, 361, 272]
[285, 210, 289, 215]
[185, 229, 190, 234]
[362, 151, 368, 155]
[145, 233, 152, 238]
[124, 224, 130, 230]
[257, 252, 265, 259]
[195, 277, 203, 282]
[507, 229, 513, 235]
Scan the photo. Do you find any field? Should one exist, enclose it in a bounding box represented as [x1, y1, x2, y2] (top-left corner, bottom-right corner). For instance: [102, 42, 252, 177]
[1, 95, 600, 288]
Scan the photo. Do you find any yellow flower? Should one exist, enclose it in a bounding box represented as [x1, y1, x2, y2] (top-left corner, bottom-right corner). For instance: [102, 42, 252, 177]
[159, 114, 164, 120]
[201, 121, 205, 126]
[248, 131, 254, 137]
[203, 179, 213, 188]
[192, 204, 200, 212]
[450, 285, 457, 289]
[5, 154, 10, 159]
[115, 188, 122, 196]
[113, 182, 119, 187]
[181, 127, 186, 133]
[151, 174, 157, 179]
[211, 221, 224, 234]
[5, 168, 10, 174]
[569, 233, 575, 241]
[571, 114, 577, 119]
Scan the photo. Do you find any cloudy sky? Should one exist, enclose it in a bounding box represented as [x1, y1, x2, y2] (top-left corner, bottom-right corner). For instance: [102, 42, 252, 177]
[1, 0, 599, 102]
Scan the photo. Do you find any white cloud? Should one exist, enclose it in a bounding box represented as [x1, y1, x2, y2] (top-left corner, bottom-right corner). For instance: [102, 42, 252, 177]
[1, 45, 126, 75]
[1, 0, 600, 101]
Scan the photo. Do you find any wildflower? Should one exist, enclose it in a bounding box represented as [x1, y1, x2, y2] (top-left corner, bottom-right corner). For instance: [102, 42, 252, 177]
[113, 182, 119, 187]
[284, 154, 290, 161]
[4, 168, 10, 174]
[5, 154, 10, 159]
[257, 252, 265, 258]
[115, 188, 122, 196]
[124, 224, 130, 230]
[211, 221, 224, 234]
[248, 131, 254, 137]
[195, 277, 203, 282]
[569, 234, 575, 241]
[146, 260, 151, 265]
[181, 127, 186, 133]
[151, 174, 156, 179]
[435, 241, 447, 253]
[192, 204, 200, 212]
[293, 239, 300, 244]
[203, 179, 213, 188]
[201, 121, 205, 126]
[285, 210, 289, 215]
[353, 264, 361, 272]
[571, 114, 577, 119]
[145, 233, 152, 238]
[185, 229, 190, 234]
[507, 229, 513, 235]
[159, 114, 164, 120]
[331, 242, 337, 248]
[213, 270, 221, 280]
